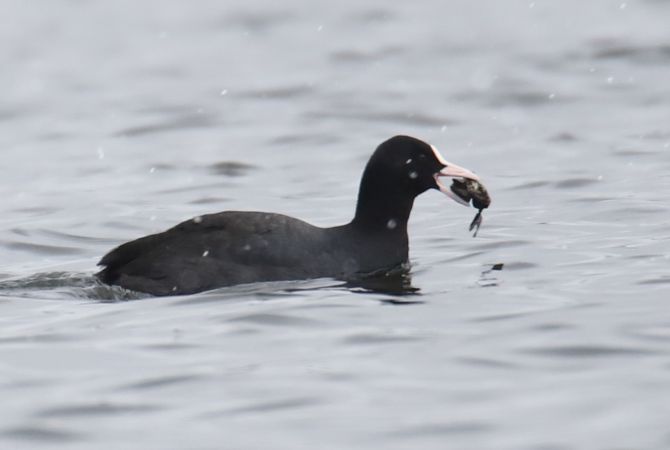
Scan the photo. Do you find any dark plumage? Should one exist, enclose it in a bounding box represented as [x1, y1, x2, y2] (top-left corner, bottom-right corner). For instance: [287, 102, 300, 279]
[97, 135, 484, 296]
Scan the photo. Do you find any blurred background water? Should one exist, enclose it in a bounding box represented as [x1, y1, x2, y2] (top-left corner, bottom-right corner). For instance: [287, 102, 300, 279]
[1, 0, 669, 449]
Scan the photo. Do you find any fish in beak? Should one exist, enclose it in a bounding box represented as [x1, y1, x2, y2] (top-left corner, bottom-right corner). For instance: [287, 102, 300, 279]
[430, 144, 492, 237]
[430, 145, 487, 207]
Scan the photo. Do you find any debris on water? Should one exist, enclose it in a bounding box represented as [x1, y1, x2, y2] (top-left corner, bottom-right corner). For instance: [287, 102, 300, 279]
[482, 263, 504, 274]
[479, 263, 504, 287]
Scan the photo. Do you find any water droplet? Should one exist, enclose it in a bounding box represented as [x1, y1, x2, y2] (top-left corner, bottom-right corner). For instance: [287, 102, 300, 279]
[150, 215, 156, 221]
[386, 219, 397, 230]
[149, 167, 156, 174]
[202, 250, 209, 257]
[243, 244, 251, 251]
[528, 2, 535, 8]
[440, 125, 448, 132]
[193, 216, 203, 224]
[409, 171, 418, 179]
[597, 175, 603, 181]
[97, 147, 105, 159]
[548, 93, 556, 99]
[606, 76, 614, 84]
[619, 2, 627, 9]
[317, 25, 323, 31]
[172, 286, 178, 292]
[405, 158, 413, 164]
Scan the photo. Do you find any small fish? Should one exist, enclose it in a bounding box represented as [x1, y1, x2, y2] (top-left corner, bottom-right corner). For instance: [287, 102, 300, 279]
[469, 208, 483, 237]
[451, 178, 491, 237]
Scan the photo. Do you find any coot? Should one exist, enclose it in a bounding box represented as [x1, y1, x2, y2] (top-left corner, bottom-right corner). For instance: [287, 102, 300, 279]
[97, 135, 485, 295]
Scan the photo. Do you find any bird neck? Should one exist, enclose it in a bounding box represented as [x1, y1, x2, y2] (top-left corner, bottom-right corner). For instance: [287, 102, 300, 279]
[351, 171, 414, 232]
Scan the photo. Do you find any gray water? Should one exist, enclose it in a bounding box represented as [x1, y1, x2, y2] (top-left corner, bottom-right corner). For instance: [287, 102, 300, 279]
[2, 0, 670, 449]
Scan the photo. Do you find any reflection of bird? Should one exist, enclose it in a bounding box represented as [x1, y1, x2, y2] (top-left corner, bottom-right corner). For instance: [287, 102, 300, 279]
[97, 135, 482, 296]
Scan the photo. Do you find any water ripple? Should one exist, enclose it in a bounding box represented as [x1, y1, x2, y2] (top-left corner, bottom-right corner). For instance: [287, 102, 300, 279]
[638, 276, 670, 285]
[216, 397, 322, 416]
[523, 345, 658, 358]
[386, 421, 494, 438]
[35, 402, 161, 418]
[306, 109, 455, 127]
[592, 42, 670, 64]
[346, 8, 396, 24]
[116, 374, 206, 392]
[330, 46, 404, 63]
[1, 241, 83, 256]
[549, 132, 579, 142]
[0, 333, 74, 345]
[228, 312, 321, 327]
[236, 85, 314, 100]
[114, 113, 219, 137]
[554, 178, 599, 189]
[508, 180, 551, 190]
[2, 425, 82, 443]
[219, 10, 295, 31]
[342, 332, 426, 345]
[209, 161, 257, 177]
[0, 271, 149, 302]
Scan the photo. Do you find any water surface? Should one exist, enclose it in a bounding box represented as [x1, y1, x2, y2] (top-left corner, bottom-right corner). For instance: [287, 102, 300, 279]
[1, 1, 669, 449]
